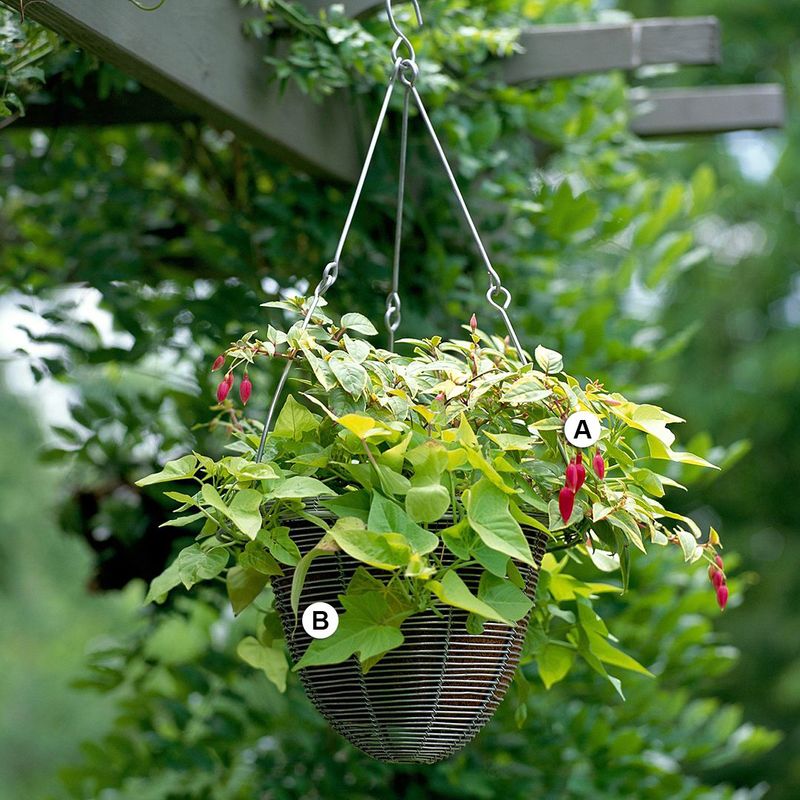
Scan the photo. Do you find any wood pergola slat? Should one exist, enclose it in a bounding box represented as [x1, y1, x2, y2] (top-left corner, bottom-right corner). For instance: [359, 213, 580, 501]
[630, 85, 786, 136]
[0, 1, 785, 180]
[503, 17, 720, 83]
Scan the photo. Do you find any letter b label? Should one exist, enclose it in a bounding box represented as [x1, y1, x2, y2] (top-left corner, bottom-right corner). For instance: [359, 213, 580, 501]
[302, 602, 339, 639]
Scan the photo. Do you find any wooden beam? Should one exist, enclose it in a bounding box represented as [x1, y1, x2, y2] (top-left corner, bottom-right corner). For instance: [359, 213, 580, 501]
[630, 84, 786, 136]
[502, 17, 720, 83]
[0, 0, 362, 181]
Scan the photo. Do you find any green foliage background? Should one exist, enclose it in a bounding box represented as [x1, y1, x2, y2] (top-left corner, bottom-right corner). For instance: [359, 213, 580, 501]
[0, 0, 798, 796]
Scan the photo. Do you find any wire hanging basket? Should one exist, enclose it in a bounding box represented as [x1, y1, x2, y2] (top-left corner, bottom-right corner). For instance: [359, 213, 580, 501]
[257, 0, 556, 763]
[272, 517, 549, 764]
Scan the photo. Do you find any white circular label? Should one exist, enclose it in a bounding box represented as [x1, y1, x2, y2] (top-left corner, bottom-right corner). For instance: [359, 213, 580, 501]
[564, 411, 601, 447]
[302, 602, 339, 639]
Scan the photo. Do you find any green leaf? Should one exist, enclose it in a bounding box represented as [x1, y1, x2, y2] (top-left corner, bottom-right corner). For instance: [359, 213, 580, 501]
[429, 570, 510, 623]
[263, 525, 302, 567]
[237, 636, 289, 692]
[501, 376, 553, 405]
[340, 312, 378, 336]
[176, 544, 228, 589]
[607, 510, 646, 553]
[478, 572, 533, 622]
[485, 432, 539, 450]
[294, 618, 404, 670]
[227, 489, 264, 539]
[368, 493, 439, 554]
[136, 455, 197, 486]
[538, 643, 575, 689]
[321, 489, 370, 522]
[272, 395, 319, 440]
[290, 538, 337, 616]
[328, 517, 411, 570]
[144, 559, 182, 604]
[238, 542, 284, 576]
[584, 631, 653, 676]
[328, 353, 369, 396]
[226, 566, 269, 615]
[534, 345, 563, 374]
[405, 483, 451, 524]
[271, 476, 337, 499]
[465, 478, 534, 565]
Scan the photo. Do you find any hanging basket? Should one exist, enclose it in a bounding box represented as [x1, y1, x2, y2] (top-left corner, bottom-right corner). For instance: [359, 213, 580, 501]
[272, 517, 549, 764]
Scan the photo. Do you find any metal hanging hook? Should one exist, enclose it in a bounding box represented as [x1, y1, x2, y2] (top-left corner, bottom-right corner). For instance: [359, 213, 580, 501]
[385, 0, 423, 62]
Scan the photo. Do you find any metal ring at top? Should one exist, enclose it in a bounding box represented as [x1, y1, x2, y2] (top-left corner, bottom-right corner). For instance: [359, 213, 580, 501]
[397, 57, 419, 87]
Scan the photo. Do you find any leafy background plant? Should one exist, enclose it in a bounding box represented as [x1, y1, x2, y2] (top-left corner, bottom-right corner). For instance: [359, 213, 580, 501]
[0, 0, 797, 796]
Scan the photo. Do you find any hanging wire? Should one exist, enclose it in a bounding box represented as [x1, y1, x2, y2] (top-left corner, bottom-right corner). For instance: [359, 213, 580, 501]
[409, 86, 527, 362]
[255, 0, 527, 460]
[255, 64, 401, 461]
[385, 83, 411, 349]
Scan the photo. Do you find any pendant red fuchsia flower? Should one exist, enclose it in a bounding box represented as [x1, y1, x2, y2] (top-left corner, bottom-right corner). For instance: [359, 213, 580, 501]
[239, 372, 252, 405]
[217, 372, 234, 403]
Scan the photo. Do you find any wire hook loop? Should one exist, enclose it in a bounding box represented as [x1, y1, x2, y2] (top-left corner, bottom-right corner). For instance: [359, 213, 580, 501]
[386, 0, 423, 62]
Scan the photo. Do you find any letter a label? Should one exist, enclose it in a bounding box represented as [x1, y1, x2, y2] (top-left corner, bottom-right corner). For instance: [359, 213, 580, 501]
[564, 411, 601, 448]
[302, 602, 339, 639]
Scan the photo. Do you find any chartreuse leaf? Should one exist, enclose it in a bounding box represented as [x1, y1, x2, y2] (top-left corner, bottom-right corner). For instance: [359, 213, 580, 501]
[237, 636, 289, 692]
[537, 643, 575, 689]
[271, 476, 337, 499]
[646, 434, 718, 469]
[368, 493, 439, 554]
[404, 441, 451, 523]
[290, 534, 338, 617]
[485, 432, 539, 450]
[226, 566, 268, 615]
[608, 398, 683, 446]
[200, 485, 264, 540]
[272, 395, 319, 440]
[328, 517, 411, 570]
[136, 454, 197, 486]
[227, 489, 264, 539]
[465, 479, 535, 565]
[478, 573, 533, 622]
[405, 483, 451, 524]
[429, 570, 510, 623]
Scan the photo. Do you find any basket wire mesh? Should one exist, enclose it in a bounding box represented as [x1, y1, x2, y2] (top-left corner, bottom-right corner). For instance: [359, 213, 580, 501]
[272, 518, 549, 764]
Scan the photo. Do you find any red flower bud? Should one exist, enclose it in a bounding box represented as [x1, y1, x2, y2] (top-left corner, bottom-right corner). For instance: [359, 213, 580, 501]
[712, 570, 725, 590]
[435, 392, 445, 402]
[575, 451, 583, 464]
[566, 462, 578, 492]
[715, 555, 724, 570]
[211, 354, 225, 372]
[217, 373, 233, 403]
[716, 584, 729, 611]
[239, 372, 252, 405]
[575, 462, 586, 492]
[592, 451, 605, 479]
[559, 486, 575, 524]
[469, 313, 478, 332]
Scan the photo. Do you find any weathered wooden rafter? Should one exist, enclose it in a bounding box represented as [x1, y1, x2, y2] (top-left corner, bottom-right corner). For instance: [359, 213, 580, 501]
[0, 0, 786, 181]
